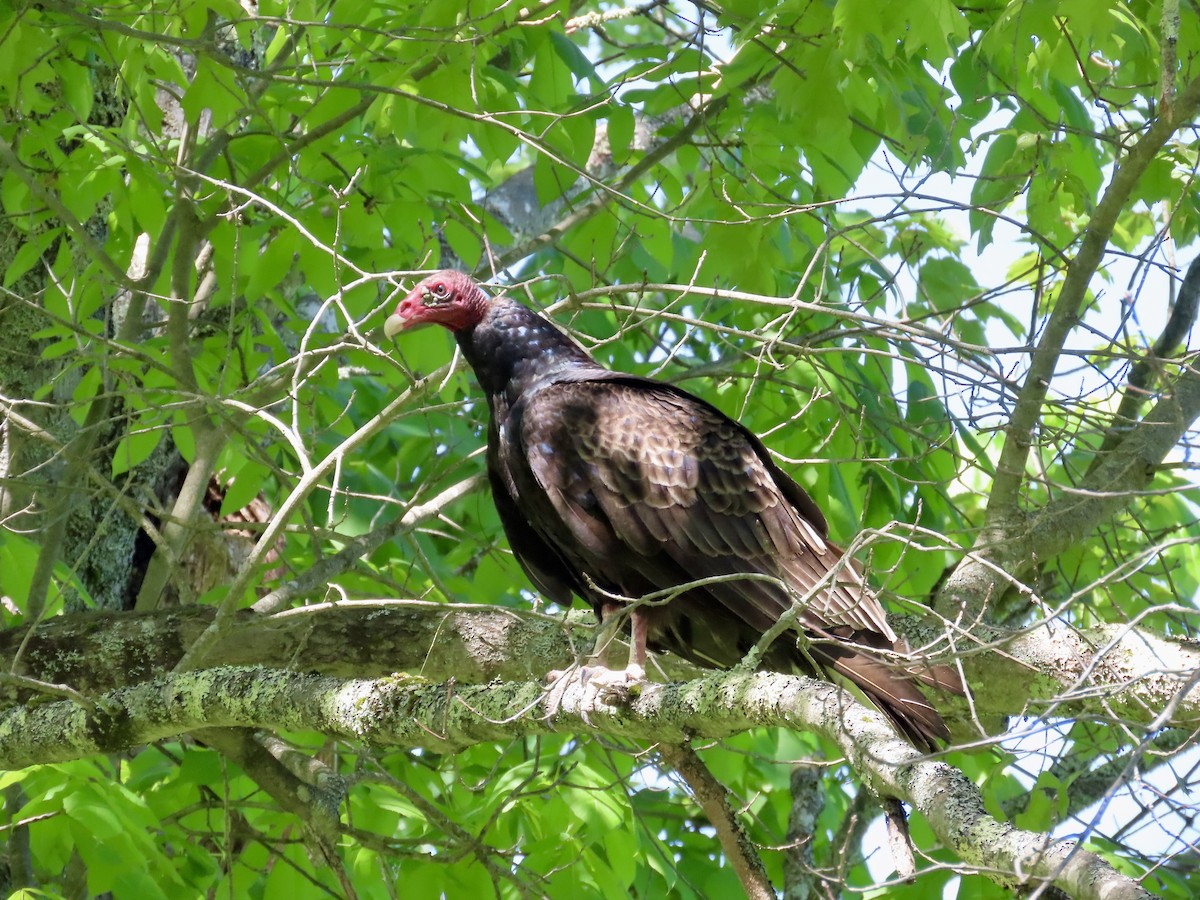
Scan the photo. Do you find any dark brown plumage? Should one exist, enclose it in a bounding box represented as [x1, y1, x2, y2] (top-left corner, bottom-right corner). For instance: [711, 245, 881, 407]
[385, 271, 961, 750]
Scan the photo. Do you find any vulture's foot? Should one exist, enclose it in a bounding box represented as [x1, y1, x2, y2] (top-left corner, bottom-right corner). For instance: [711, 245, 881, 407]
[545, 663, 646, 723]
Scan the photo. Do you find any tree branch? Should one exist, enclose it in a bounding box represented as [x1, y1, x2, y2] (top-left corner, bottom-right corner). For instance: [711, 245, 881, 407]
[987, 73, 1200, 523]
[0, 667, 1150, 900]
[192, 726, 346, 864]
[658, 743, 775, 900]
[783, 762, 826, 899]
[1092, 255, 1200, 466]
[3, 604, 1198, 731]
[939, 357, 1200, 620]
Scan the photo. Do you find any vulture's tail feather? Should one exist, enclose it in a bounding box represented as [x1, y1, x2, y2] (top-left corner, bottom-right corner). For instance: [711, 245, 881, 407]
[812, 642, 962, 753]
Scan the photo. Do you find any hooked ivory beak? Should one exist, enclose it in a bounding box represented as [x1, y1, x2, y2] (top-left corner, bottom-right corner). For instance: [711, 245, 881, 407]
[383, 313, 406, 339]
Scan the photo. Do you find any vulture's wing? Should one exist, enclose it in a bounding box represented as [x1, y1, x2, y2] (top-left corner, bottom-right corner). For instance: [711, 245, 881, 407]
[486, 408, 580, 606]
[515, 377, 896, 643]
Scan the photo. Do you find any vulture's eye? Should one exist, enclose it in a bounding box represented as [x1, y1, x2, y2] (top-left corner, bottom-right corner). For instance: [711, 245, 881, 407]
[430, 282, 448, 298]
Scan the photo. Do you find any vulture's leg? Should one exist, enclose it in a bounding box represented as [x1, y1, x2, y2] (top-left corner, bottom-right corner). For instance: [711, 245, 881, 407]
[624, 605, 648, 680]
[583, 600, 646, 685]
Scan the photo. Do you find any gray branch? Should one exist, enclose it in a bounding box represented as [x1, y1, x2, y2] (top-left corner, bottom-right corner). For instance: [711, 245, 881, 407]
[986, 75, 1200, 520]
[938, 359, 1200, 620]
[3, 603, 1197, 732]
[0, 666, 1150, 900]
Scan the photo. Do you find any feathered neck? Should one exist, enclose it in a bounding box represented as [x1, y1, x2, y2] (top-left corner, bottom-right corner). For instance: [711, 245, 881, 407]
[456, 295, 600, 404]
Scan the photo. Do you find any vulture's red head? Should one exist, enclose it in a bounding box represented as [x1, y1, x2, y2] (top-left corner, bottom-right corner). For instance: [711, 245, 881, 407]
[384, 270, 488, 337]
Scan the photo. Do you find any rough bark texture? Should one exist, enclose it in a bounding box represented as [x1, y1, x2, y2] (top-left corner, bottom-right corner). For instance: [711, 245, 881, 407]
[0, 667, 1149, 900]
[3, 604, 1195, 730]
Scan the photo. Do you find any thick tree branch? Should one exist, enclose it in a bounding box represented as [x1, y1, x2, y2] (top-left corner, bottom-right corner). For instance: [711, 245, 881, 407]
[938, 618, 1200, 735]
[3, 604, 1198, 731]
[0, 603, 595, 699]
[1028, 365, 1200, 551]
[783, 762, 826, 899]
[0, 667, 1150, 900]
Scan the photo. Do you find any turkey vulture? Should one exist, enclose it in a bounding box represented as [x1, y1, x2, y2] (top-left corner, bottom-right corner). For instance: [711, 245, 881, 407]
[385, 271, 960, 750]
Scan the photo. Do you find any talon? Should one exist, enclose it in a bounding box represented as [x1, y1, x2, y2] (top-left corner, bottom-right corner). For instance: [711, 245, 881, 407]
[541, 663, 647, 721]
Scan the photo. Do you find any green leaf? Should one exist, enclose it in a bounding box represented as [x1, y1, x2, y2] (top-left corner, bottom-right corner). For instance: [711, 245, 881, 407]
[111, 421, 164, 477]
[549, 32, 596, 82]
[243, 230, 297, 301]
[443, 218, 482, 269]
[220, 459, 270, 516]
[1, 169, 33, 222]
[3, 226, 62, 286]
[173, 416, 196, 463]
[968, 130, 1031, 250]
[606, 104, 635, 165]
[63, 789, 124, 840]
[180, 57, 243, 127]
[919, 256, 981, 312]
[51, 56, 93, 120]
